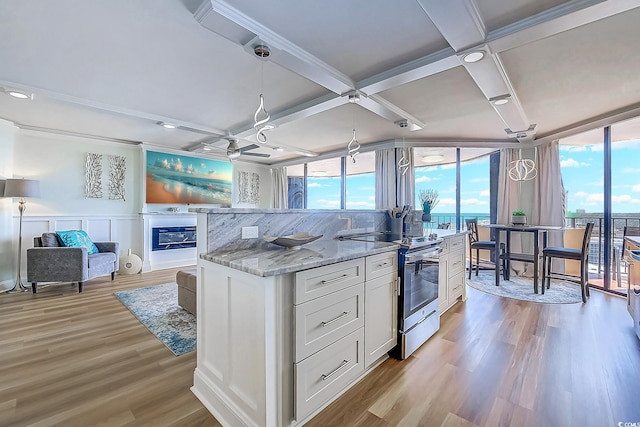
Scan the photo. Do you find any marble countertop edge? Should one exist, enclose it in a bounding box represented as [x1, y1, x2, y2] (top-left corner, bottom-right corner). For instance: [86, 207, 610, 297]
[200, 241, 400, 277]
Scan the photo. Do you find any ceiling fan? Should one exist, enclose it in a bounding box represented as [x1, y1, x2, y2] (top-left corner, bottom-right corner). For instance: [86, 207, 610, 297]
[206, 138, 271, 160]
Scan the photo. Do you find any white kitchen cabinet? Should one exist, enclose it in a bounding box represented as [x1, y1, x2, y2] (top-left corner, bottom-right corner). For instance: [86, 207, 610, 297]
[194, 248, 398, 427]
[438, 234, 467, 314]
[364, 272, 397, 368]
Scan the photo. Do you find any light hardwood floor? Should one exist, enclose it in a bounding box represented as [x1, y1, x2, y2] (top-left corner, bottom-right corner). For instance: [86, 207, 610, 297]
[1, 268, 639, 427]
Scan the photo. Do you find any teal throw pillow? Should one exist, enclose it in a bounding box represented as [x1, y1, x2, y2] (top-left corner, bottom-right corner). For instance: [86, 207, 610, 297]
[56, 230, 99, 255]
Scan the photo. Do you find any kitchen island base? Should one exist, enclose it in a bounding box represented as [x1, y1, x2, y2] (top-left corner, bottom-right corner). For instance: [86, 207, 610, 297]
[192, 251, 397, 427]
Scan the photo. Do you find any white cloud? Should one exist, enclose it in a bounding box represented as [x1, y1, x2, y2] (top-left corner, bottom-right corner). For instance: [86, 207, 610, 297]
[480, 189, 490, 197]
[586, 193, 603, 203]
[560, 145, 588, 152]
[470, 177, 489, 183]
[368, 196, 375, 200]
[347, 201, 375, 208]
[633, 184, 640, 192]
[574, 191, 588, 198]
[560, 158, 580, 167]
[439, 198, 456, 207]
[612, 194, 640, 204]
[307, 182, 324, 188]
[623, 168, 640, 174]
[415, 176, 432, 183]
[461, 198, 489, 206]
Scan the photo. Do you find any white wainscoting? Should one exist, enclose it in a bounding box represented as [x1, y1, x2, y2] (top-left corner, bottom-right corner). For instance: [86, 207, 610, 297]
[14, 213, 197, 280]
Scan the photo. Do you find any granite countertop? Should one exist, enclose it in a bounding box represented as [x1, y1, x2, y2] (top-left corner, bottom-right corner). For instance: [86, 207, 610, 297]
[200, 239, 400, 277]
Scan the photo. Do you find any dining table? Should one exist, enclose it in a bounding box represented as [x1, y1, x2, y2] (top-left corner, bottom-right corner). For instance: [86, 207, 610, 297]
[484, 224, 563, 294]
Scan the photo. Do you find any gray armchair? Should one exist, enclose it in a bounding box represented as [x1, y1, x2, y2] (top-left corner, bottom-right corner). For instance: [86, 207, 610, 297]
[27, 233, 119, 293]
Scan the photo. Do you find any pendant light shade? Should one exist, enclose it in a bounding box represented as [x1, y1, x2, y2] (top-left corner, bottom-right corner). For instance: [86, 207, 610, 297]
[508, 158, 537, 181]
[347, 128, 360, 163]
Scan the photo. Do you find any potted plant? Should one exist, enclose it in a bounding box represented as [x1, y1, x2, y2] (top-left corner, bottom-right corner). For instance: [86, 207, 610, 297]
[418, 189, 439, 222]
[512, 209, 527, 225]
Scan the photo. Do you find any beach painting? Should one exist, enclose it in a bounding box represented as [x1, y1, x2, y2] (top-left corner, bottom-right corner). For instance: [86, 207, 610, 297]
[145, 150, 232, 205]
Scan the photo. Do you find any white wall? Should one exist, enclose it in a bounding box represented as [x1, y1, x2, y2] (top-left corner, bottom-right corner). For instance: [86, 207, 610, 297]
[0, 119, 17, 290]
[14, 129, 142, 216]
[4, 128, 275, 284]
[232, 161, 272, 209]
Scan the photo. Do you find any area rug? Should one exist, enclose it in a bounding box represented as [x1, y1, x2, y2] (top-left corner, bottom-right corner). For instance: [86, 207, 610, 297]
[467, 272, 584, 304]
[114, 283, 196, 356]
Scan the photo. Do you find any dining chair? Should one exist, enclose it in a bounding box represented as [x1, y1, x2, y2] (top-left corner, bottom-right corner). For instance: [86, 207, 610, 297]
[617, 226, 640, 286]
[465, 218, 503, 279]
[542, 222, 594, 303]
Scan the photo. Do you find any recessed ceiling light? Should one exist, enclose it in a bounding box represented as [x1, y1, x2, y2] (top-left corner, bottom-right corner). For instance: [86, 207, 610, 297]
[203, 146, 211, 151]
[273, 146, 285, 152]
[8, 90, 31, 99]
[421, 155, 444, 163]
[462, 51, 485, 63]
[158, 122, 176, 129]
[490, 95, 511, 106]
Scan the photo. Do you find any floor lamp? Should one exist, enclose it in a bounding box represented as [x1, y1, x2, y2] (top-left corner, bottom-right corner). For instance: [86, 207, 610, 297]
[3, 178, 40, 293]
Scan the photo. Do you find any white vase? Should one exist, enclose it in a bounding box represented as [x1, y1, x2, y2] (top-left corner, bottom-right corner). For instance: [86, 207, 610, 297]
[119, 249, 142, 274]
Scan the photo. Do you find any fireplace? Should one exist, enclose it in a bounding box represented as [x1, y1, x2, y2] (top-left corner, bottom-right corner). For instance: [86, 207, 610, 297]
[152, 226, 196, 251]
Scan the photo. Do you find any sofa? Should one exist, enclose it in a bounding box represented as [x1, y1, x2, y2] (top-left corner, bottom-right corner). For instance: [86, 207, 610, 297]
[27, 232, 119, 293]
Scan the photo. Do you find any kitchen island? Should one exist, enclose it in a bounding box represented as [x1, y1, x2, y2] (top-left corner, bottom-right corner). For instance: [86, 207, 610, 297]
[190, 208, 401, 427]
[188, 208, 467, 427]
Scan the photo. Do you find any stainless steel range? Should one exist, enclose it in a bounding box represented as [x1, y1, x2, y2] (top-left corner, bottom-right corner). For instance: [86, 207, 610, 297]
[337, 232, 442, 359]
[391, 236, 442, 359]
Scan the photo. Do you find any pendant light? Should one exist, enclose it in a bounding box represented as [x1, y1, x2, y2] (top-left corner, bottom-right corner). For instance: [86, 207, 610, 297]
[397, 120, 409, 176]
[508, 148, 537, 181]
[253, 45, 272, 143]
[347, 94, 361, 163]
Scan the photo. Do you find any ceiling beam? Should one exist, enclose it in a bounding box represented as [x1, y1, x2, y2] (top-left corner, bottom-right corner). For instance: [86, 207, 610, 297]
[416, 0, 486, 51]
[194, 0, 436, 135]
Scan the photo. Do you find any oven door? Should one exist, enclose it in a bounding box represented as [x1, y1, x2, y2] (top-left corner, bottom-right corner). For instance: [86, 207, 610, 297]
[401, 247, 441, 331]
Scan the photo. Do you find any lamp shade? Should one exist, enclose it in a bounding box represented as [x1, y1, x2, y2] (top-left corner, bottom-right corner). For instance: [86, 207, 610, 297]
[3, 178, 40, 198]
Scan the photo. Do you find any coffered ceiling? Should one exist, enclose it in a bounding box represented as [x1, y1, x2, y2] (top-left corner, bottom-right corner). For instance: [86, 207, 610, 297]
[1, 0, 639, 165]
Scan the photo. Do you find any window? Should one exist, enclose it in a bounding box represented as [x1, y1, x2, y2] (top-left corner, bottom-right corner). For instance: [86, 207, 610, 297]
[306, 158, 342, 209]
[345, 151, 375, 209]
[287, 164, 305, 209]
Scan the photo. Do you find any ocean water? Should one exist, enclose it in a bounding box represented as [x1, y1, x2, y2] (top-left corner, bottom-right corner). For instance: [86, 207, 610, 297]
[149, 172, 232, 204]
[430, 213, 490, 228]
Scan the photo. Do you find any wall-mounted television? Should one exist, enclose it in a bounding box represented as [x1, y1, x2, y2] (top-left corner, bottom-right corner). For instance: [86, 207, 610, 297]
[145, 149, 232, 205]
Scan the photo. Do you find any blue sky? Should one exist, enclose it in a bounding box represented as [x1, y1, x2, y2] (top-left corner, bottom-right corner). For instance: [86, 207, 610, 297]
[303, 140, 640, 214]
[560, 139, 640, 213]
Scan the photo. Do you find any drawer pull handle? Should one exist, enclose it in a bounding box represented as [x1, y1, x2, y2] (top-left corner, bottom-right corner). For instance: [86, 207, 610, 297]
[321, 359, 350, 381]
[321, 274, 348, 285]
[377, 262, 389, 268]
[321, 311, 349, 327]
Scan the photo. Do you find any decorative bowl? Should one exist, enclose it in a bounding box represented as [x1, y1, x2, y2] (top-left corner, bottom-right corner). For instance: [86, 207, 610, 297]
[263, 232, 323, 249]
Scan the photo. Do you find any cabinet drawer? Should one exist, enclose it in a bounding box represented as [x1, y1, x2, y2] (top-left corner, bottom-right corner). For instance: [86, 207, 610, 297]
[294, 328, 364, 421]
[448, 249, 465, 277]
[448, 235, 466, 253]
[295, 258, 364, 304]
[365, 251, 397, 280]
[448, 271, 465, 300]
[439, 238, 450, 256]
[294, 283, 364, 362]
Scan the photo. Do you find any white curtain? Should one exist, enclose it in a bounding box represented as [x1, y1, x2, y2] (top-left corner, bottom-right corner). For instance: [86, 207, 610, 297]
[497, 148, 520, 224]
[532, 141, 566, 271]
[375, 147, 415, 209]
[498, 148, 528, 276]
[396, 147, 415, 209]
[271, 167, 287, 209]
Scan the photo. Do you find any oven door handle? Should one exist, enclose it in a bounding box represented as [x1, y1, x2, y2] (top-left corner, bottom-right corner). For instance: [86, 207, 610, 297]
[405, 247, 442, 263]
